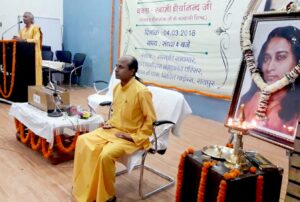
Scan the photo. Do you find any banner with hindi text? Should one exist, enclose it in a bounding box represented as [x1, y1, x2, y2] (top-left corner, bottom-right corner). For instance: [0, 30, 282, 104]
[120, 0, 250, 99]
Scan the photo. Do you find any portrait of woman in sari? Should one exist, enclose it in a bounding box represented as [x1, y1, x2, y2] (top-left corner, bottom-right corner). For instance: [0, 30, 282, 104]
[239, 26, 300, 136]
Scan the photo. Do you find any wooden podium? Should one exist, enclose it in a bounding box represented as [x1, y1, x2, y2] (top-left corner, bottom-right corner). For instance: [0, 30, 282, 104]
[0, 40, 35, 103]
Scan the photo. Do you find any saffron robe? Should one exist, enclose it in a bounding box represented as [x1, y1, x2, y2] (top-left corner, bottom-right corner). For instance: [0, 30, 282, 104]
[19, 24, 42, 85]
[72, 78, 156, 202]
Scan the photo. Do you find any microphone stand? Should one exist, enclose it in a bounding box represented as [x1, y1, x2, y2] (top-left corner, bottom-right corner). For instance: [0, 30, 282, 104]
[48, 81, 63, 117]
[2, 21, 22, 40]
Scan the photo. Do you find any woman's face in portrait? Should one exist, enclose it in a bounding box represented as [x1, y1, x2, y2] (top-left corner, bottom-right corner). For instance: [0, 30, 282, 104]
[262, 37, 296, 84]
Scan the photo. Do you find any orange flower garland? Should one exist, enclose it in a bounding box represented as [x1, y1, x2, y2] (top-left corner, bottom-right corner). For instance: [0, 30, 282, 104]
[2, 41, 6, 93]
[13, 119, 86, 160]
[225, 143, 233, 148]
[0, 40, 17, 98]
[41, 139, 53, 159]
[197, 161, 215, 202]
[216, 180, 227, 202]
[19, 122, 31, 144]
[55, 130, 79, 154]
[249, 166, 257, 174]
[175, 147, 195, 202]
[14, 118, 21, 133]
[223, 169, 240, 180]
[30, 131, 41, 151]
[256, 175, 264, 202]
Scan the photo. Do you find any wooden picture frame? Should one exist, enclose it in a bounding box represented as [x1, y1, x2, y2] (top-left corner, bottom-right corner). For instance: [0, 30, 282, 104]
[227, 12, 300, 150]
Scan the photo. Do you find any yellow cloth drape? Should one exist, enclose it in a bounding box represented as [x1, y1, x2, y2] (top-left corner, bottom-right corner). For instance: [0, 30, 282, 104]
[19, 24, 42, 85]
[72, 78, 156, 202]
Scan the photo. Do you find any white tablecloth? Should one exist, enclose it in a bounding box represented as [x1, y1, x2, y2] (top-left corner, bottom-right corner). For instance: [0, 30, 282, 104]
[9, 103, 104, 146]
[148, 86, 192, 137]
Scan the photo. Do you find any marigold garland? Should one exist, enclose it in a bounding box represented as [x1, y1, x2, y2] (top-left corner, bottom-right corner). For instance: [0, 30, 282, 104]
[2, 41, 6, 94]
[0, 40, 17, 98]
[216, 180, 227, 202]
[14, 118, 21, 133]
[249, 166, 257, 174]
[223, 168, 240, 180]
[175, 147, 195, 202]
[19, 122, 30, 144]
[30, 131, 41, 151]
[197, 161, 216, 202]
[240, 13, 300, 119]
[41, 139, 52, 159]
[55, 130, 79, 154]
[256, 175, 264, 202]
[225, 143, 233, 148]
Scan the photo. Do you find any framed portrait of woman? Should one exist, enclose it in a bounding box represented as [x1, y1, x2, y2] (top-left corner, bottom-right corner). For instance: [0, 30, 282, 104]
[227, 12, 300, 150]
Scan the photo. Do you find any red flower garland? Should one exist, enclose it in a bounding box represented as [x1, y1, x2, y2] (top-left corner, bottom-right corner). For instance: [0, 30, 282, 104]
[55, 130, 79, 154]
[41, 139, 52, 159]
[30, 130, 41, 151]
[217, 180, 227, 202]
[197, 161, 215, 202]
[19, 122, 30, 144]
[223, 169, 240, 180]
[256, 175, 264, 202]
[225, 143, 233, 148]
[2, 41, 6, 94]
[14, 118, 21, 133]
[249, 166, 257, 174]
[175, 147, 195, 202]
[0, 40, 17, 98]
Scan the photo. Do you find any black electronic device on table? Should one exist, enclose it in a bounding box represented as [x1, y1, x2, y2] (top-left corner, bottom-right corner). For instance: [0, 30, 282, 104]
[244, 151, 278, 171]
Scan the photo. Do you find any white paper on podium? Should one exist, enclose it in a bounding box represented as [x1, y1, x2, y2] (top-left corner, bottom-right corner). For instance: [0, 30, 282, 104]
[42, 60, 65, 71]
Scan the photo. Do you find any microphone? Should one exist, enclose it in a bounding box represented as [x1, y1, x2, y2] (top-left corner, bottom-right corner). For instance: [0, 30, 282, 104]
[2, 21, 23, 40]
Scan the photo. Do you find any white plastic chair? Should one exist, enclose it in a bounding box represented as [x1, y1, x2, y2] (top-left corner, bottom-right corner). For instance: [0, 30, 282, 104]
[91, 85, 192, 199]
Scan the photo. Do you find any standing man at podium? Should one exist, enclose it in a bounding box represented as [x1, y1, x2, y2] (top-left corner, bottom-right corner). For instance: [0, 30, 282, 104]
[13, 12, 42, 85]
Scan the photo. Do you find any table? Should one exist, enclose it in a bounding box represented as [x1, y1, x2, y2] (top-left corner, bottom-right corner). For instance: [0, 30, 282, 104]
[9, 103, 103, 164]
[179, 150, 283, 202]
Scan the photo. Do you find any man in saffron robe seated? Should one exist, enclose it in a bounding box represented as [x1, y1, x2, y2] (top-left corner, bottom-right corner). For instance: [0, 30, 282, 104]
[72, 55, 156, 202]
